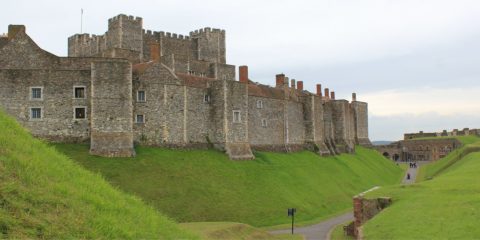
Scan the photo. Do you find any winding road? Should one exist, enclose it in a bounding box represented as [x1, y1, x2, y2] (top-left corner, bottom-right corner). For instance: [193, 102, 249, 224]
[269, 161, 426, 239]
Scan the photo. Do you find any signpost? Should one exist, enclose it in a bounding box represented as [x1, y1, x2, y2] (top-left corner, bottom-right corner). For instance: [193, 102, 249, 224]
[288, 208, 296, 234]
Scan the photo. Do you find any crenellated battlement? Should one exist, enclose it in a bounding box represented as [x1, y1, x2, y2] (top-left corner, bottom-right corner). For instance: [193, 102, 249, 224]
[189, 27, 225, 37]
[144, 30, 192, 41]
[108, 14, 143, 24]
[68, 33, 105, 43]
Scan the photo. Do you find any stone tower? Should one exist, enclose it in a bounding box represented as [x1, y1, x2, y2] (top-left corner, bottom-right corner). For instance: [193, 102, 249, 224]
[190, 28, 226, 64]
[106, 14, 143, 54]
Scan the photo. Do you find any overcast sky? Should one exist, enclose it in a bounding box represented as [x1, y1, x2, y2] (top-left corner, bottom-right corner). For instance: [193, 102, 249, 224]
[2, 0, 479, 141]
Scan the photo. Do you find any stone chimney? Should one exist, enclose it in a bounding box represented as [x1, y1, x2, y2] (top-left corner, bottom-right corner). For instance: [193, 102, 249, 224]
[331, 91, 335, 100]
[276, 74, 285, 88]
[239, 65, 248, 83]
[324, 88, 330, 98]
[297, 81, 303, 91]
[316, 84, 322, 96]
[291, 79, 296, 89]
[8, 25, 26, 39]
[149, 42, 160, 62]
[352, 93, 357, 102]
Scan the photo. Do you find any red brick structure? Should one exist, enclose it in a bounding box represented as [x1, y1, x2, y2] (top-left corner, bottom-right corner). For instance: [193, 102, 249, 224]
[239, 65, 248, 83]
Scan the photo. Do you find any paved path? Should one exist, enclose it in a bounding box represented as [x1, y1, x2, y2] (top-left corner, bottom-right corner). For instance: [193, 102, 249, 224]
[271, 163, 430, 239]
[402, 161, 429, 184]
[269, 212, 353, 240]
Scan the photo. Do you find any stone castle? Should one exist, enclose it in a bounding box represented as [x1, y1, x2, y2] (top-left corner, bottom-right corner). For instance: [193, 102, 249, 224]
[376, 128, 480, 162]
[0, 14, 371, 159]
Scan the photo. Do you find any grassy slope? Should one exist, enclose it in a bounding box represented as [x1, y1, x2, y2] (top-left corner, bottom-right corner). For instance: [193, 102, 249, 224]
[416, 135, 480, 182]
[54, 143, 404, 227]
[330, 220, 354, 240]
[363, 138, 480, 239]
[180, 222, 303, 240]
[0, 111, 197, 239]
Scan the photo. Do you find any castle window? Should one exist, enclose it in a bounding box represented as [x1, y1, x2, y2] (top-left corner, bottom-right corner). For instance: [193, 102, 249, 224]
[261, 119, 267, 127]
[74, 86, 86, 99]
[256, 100, 263, 109]
[204, 94, 211, 103]
[136, 114, 145, 124]
[233, 110, 241, 123]
[74, 107, 86, 119]
[137, 90, 146, 102]
[30, 87, 43, 100]
[30, 107, 42, 120]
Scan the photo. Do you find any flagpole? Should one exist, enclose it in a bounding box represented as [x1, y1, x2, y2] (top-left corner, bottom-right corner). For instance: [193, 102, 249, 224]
[80, 9, 83, 33]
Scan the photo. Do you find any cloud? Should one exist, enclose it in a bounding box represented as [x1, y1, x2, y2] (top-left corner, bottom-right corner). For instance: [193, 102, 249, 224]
[363, 87, 480, 117]
[370, 112, 480, 141]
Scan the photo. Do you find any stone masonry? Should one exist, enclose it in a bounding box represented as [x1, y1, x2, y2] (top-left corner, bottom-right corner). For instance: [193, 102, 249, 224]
[0, 14, 372, 159]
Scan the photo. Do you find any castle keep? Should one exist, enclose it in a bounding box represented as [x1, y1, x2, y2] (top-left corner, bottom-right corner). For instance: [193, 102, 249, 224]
[0, 14, 371, 159]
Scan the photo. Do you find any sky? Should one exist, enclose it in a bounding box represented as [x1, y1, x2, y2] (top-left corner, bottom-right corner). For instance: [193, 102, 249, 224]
[2, 0, 479, 141]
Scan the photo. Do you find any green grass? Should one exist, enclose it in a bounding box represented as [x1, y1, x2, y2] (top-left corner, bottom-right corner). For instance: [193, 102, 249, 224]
[330, 221, 354, 240]
[363, 143, 480, 239]
[416, 136, 480, 182]
[0, 110, 197, 239]
[363, 153, 480, 239]
[53, 143, 404, 227]
[181, 222, 303, 240]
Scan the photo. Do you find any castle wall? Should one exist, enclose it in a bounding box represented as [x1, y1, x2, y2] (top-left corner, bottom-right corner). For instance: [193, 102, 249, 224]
[133, 62, 186, 145]
[0, 26, 57, 69]
[248, 96, 285, 150]
[400, 139, 460, 161]
[286, 100, 305, 147]
[323, 101, 337, 154]
[1, 19, 373, 160]
[210, 80, 253, 159]
[351, 101, 371, 146]
[68, 34, 106, 57]
[0, 27, 92, 142]
[159, 34, 192, 61]
[0, 69, 91, 142]
[377, 138, 461, 162]
[90, 60, 135, 157]
[302, 95, 330, 155]
[215, 63, 236, 81]
[330, 100, 355, 153]
[186, 86, 211, 145]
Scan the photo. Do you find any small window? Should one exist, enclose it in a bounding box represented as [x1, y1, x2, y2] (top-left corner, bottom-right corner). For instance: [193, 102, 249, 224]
[137, 91, 146, 102]
[30, 107, 42, 120]
[261, 119, 267, 127]
[74, 86, 86, 99]
[136, 114, 145, 124]
[256, 100, 263, 109]
[233, 110, 241, 123]
[74, 107, 86, 119]
[31, 87, 43, 100]
[204, 94, 211, 103]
